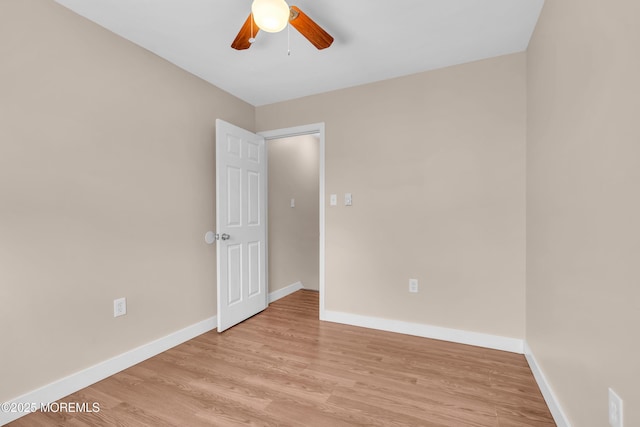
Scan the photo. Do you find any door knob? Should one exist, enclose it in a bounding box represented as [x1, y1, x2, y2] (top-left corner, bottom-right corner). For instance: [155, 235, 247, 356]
[221, 233, 230, 240]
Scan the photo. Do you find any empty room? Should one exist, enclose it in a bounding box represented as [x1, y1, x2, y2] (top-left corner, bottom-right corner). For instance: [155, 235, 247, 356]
[1, 0, 638, 426]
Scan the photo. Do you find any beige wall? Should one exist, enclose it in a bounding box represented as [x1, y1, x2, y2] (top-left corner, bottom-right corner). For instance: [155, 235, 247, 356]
[267, 135, 319, 291]
[0, 0, 254, 402]
[257, 53, 527, 339]
[526, 1, 640, 426]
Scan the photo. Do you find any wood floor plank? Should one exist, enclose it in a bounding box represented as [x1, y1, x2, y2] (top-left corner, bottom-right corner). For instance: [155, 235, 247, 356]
[8, 290, 555, 426]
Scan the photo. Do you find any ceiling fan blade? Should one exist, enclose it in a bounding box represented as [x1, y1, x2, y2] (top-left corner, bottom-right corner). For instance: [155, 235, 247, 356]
[289, 6, 334, 50]
[231, 13, 259, 50]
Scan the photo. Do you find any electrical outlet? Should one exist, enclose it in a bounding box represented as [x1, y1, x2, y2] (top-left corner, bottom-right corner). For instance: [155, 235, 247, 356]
[114, 297, 127, 317]
[609, 388, 623, 427]
[409, 279, 418, 293]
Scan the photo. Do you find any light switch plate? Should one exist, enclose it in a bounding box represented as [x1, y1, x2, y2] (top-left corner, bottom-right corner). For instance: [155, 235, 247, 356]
[290, 198, 295, 208]
[114, 297, 127, 317]
[330, 194, 337, 206]
[344, 193, 352, 206]
[609, 388, 623, 427]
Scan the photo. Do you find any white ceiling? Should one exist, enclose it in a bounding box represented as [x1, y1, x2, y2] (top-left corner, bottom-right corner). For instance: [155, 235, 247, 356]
[54, 0, 544, 106]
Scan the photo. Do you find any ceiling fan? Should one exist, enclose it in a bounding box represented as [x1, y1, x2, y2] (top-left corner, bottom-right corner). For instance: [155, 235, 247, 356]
[231, 0, 334, 50]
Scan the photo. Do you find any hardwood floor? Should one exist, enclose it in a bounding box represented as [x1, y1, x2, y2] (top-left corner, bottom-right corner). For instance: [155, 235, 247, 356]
[9, 290, 555, 426]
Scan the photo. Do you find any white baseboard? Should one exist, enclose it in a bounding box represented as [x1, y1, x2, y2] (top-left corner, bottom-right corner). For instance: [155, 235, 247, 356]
[1, 316, 217, 426]
[524, 341, 571, 427]
[268, 281, 303, 303]
[322, 310, 524, 354]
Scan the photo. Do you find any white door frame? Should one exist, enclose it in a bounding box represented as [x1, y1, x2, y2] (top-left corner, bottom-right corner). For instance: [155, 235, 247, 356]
[259, 123, 326, 320]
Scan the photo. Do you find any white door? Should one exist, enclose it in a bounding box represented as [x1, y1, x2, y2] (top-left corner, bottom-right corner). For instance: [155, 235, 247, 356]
[215, 119, 267, 332]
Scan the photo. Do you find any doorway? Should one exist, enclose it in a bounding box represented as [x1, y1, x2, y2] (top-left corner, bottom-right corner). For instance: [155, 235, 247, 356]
[267, 133, 319, 293]
[260, 124, 326, 319]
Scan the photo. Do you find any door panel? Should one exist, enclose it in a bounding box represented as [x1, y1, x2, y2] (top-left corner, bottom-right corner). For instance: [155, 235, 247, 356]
[216, 119, 267, 332]
[247, 171, 260, 225]
[227, 166, 242, 226]
[248, 241, 261, 296]
[227, 244, 242, 305]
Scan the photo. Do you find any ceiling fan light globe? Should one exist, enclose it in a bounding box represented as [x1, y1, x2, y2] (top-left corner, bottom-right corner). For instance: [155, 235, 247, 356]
[251, 0, 290, 33]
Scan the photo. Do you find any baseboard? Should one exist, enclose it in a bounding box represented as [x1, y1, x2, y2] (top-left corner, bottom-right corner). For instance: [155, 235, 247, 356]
[268, 281, 303, 303]
[1, 316, 217, 426]
[524, 341, 571, 427]
[322, 310, 524, 354]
